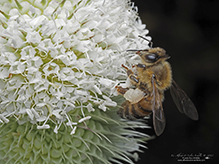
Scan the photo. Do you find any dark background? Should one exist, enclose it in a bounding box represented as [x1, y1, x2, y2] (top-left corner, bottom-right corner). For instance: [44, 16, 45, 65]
[131, 0, 219, 164]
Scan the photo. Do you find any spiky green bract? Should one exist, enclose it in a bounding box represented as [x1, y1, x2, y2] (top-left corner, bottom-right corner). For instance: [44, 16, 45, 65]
[0, 98, 148, 164]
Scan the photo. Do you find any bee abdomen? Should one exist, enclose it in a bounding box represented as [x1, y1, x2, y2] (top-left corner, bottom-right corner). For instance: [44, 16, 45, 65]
[117, 100, 152, 120]
[117, 101, 136, 120]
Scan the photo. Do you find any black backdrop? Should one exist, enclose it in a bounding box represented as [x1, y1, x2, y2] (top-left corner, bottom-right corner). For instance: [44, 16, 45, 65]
[130, 0, 219, 164]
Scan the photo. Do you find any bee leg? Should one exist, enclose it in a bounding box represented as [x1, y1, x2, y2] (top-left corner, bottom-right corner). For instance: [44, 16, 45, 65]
[151, 74, 162, 86]
[122, 64, 134, 76]
[136, 63, 146, 69]
[117, 108, 125, 118]
[115, 86, 129, 96]
[122, 64, 140, 85]
[139, 82, 150, 95]
[118, 101, 136, 120]
[129, 74, 139, 84]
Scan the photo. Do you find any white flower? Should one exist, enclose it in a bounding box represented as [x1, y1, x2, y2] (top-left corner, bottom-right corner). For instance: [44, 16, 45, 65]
[0, 0, 151, 163]
[0, 0, 150, 132]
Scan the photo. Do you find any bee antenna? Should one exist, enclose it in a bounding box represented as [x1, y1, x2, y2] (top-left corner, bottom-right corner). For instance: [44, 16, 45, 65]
[138, 35, 153, 48]
[126, 49, 141, 52]
[126, 35, 153, 52]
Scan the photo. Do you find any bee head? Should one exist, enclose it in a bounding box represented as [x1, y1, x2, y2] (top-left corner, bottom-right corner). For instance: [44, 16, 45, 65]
[136, 47, 170, 66]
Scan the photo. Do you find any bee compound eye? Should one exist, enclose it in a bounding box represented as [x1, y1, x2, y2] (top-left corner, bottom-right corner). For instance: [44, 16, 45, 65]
[145, 53, 159, 63]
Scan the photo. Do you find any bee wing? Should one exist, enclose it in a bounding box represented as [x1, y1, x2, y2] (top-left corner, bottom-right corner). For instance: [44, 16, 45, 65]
[170, 80, 199, 120]
[152, 75, 166, 136]
[153, 106, 166, 136]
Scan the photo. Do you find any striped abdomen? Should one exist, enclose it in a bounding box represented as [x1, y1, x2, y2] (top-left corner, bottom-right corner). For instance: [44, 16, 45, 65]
[117, 96, 153, 120]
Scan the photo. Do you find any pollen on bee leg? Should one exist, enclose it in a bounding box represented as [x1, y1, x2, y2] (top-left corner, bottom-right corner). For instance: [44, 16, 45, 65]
[123, 88, 145, 104]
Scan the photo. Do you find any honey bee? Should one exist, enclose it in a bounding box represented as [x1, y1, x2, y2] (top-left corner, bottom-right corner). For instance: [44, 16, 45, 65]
[116, 36, 199, 136]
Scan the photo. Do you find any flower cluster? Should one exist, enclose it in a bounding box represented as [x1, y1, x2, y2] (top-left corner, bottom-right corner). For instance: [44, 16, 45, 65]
[0, 0, 151, 163]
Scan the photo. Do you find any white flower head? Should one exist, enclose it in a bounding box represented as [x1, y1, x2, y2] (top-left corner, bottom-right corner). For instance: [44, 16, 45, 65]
[0, 0, 151, 163]
[0, 0, 150, 131]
